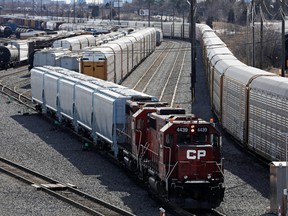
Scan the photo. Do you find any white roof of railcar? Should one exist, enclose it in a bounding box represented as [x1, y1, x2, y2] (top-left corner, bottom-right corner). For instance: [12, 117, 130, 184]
[210, 54, 238, 67]
[100, 43, 122, 52]
[225, 65, 275, 84]
[111, 88, 158, 101]
[213, 59, 245, 75]
[198, 24, 213, 33]
[208, 46, 233, 60]
[203, 36, 225, 47]
[127, 31, 144, 40]
[108, 37, 133, 48]
[85, 46, 116, 58]
[250, 76, 288, 97]
[40, 66, 125, 89]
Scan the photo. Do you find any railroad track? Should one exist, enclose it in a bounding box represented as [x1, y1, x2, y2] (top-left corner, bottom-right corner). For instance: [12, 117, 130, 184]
[0, 157, 135, 216]
[124, 41, 191, 107]
[0, 66, 29, 80]
[0, 82, 34, 110]
[131, 41, 174, 91]
[159, 42, 189, 106]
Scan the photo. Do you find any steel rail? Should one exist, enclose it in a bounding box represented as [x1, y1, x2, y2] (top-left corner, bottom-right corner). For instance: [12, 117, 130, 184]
[132, 41, 174, 91]
[0, 157, 135, 216]
[159, 43, 189, 106]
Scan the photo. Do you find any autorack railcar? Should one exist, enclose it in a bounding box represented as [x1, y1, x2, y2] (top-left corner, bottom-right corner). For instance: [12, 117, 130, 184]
[80, 27, 158, 83]
[197, 23, 288, 162]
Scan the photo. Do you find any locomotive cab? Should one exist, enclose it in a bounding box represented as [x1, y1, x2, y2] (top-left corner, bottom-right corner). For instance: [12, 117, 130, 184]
[146, 107, 225, 209]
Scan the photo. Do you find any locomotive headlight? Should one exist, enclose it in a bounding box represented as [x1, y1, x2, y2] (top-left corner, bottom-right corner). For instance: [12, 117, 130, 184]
[191, 125, 195, 133]
[207, 174, 212, 180]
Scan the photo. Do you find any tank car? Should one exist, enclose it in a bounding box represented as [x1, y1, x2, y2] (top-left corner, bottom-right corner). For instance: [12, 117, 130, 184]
[30, 66, 225, 209]
[0, 40, 30, 69]
[0, 44, 19, 69]
[0, 26, 13, 38]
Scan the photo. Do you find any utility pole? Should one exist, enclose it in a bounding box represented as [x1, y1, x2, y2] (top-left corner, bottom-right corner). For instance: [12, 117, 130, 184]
[251, 0, 255, 67]
[110, 1, 112, 23]
[118, 0, 120, 25]
[73, 0, 76, 24]
[190, 0, 196, 102]
[260, 5, 263, 69]
[246, 5, 250, 65]
[281, 0, 286, 77]
[148, 0, 151, 27]
[57, 0, 59, 21]
[182, 11, 185, 39]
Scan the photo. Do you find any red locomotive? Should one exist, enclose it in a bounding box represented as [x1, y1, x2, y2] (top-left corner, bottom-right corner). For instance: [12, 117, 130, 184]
[119, 100, 225, 209]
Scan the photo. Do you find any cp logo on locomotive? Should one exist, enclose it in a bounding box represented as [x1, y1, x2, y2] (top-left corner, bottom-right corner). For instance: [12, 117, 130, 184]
[186, 150, 206, 160]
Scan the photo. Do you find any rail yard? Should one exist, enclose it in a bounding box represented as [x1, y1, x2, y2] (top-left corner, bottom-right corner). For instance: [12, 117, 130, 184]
[0, 8, 287, 215]
[0, 37, 275, 216]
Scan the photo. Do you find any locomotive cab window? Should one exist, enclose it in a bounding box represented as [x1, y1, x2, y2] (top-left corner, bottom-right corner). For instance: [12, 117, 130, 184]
[136, 119, 144, 130]
[165, 134, 174, 147]
[193, 133, 208, 144]
[149, 116, 156, 130]
[177, 133, 191, 145]
[211, 134, 220, 147]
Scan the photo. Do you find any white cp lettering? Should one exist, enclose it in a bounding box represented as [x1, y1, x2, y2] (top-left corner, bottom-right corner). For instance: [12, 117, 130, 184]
[186, 150, 206, 160]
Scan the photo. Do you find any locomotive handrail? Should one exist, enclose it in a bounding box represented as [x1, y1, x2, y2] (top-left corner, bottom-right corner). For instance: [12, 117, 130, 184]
[116, 128, 130, 139]
[165, 161, 178, 180]
[163, 145, 172, 178]
[137, 142, 148, 168]
[203, 160, 225, 178]
[135, 128, 143, 158]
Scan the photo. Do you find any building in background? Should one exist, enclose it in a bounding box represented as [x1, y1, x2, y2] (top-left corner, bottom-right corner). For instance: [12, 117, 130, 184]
[77, 0, 86, 4]
[103, 0, 132, 5]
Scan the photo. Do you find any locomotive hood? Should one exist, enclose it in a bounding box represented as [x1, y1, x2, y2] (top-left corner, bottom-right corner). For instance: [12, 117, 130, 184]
[176, 145, 222, 182]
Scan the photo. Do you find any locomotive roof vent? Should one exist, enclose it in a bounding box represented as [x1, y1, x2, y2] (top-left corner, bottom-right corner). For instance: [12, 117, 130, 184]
[142, 102, 168, 107]
[156, 107, 186, 115]
[130, 96, 154, 102]
[172, 115, 197, 122]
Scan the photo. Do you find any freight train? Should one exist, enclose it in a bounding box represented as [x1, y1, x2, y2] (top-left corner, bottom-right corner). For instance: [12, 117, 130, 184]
[30, 66, 225, 209]
[31, 27, 160, 83]
[0, 30, 96, 69]
[3, 13, 285, 163]
[196, 23, 288, 162]
[0, 15, 187, 40]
